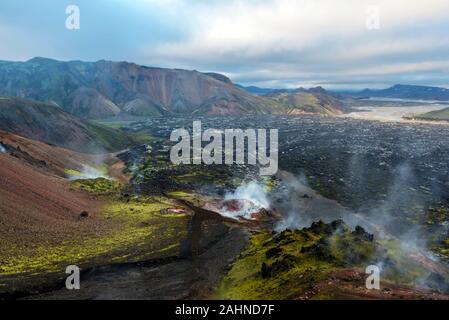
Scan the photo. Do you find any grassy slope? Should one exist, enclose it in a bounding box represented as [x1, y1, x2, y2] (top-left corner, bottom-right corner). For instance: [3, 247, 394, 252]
[267, 92, 344, 115]
[415, 107, 449, 121]
[84, 120, 135, 152]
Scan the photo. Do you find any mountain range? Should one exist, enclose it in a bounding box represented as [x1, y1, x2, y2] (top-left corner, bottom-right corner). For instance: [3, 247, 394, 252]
[351, 84, 449, 101]
[240, 83, 449, 102]
[0, 57, 344, 119]
[0, 58, 283, 118]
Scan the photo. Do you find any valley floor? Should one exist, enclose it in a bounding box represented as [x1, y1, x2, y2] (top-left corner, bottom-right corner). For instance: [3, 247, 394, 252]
[343, 105, 445, 123]
[3, 113, 449, 300]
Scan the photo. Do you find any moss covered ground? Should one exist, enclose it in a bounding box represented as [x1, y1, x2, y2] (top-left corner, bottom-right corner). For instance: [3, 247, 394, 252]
[71, 177, 122, 194]
[0, 196, 189, 277]
[215, 220, 380, 299]
[424, 206, 449, 257]
[0, 165, 192, 295]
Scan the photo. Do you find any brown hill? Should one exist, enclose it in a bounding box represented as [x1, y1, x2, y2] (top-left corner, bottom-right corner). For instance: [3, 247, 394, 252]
[0, 142, 103, 251]
[266, 87, 346, 115]
[0, 96, 132, 153]
[0, 130, 130, 252]
[0, 131, 126, 179]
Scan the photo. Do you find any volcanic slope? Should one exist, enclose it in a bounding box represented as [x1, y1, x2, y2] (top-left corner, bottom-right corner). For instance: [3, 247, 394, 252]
[0, 139, 103, 251]
[0, 96, 133, 153]
[265, 87, 346, 115]
[0, 131, 132, 247]
[0, 133, 191, 296]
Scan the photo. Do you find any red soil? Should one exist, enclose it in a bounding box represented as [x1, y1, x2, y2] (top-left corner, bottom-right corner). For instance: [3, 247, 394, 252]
[0, 130, 94, 177]
[0, 153, 105, 248]
[0, 130, 128, 181]
[0, 132, 123, 250]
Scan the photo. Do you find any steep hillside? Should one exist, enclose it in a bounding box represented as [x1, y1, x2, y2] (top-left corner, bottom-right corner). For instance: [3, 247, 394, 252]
[0, 131, 129, 181]
[0, 96, 131, 153]
[266, 87, 346, 115]
[0, 58, 281, 118]
[67, 87, 121, 119]
[0, 148, 103, 253]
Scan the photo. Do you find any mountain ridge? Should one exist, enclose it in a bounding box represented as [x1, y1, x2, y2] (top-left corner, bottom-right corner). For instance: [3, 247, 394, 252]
[352, 84, 449, 101]
[0, 58, 282, 118]
[0, 57, 346, 118]
[264, 86, 346, 115]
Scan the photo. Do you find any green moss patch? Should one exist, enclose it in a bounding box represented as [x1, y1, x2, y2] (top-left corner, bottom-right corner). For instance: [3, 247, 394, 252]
[216, 220, 380, 300]
[422, 207, 449, 258]
[0, 197, 190, 282]
[71, 177, 122, 194]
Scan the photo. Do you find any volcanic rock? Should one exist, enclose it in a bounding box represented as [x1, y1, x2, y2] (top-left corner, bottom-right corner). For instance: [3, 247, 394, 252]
[79, 211, 89, 219]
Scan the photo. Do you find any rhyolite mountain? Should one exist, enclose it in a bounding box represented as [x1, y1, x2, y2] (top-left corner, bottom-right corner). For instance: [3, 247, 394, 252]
[354, 84, 449, 101]
[0, 96, 131, 153]
[265, 87, 346, 115]
[0, 57, 285, 119]
[0, 57, 348, 118]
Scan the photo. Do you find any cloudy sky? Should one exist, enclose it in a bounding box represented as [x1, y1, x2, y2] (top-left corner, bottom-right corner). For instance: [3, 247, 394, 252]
[1, 0, 449, 89]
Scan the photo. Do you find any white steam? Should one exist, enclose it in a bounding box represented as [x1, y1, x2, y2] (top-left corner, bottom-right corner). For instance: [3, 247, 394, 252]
[274, 163, 449, 290]
[225, 181, 270, 208]
[68, 165, 109, 180]
[221, 181, 270, 220]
